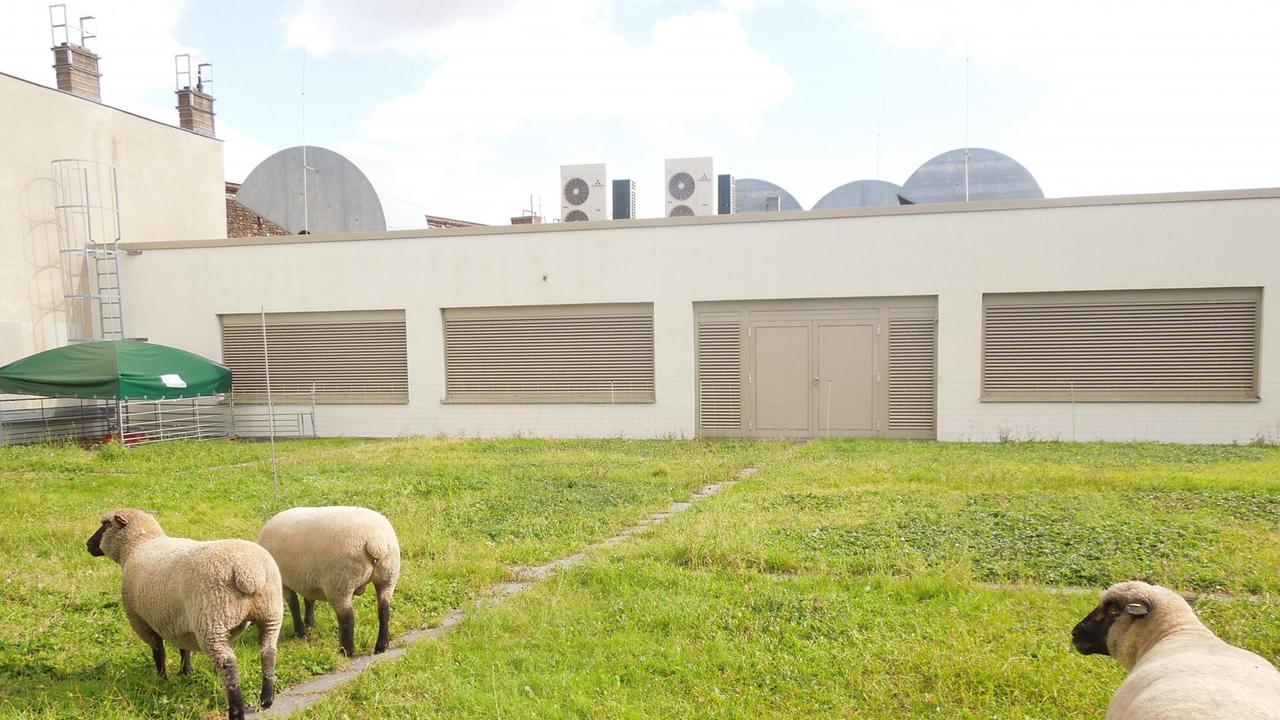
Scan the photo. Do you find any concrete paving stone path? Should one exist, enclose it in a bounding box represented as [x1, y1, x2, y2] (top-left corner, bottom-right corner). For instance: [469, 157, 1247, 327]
[250, 465, 758, 718]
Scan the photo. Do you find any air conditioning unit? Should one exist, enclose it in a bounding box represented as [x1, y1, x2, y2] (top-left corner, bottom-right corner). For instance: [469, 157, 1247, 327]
[664, 157, 715, 217]
[717, 174, 736, 214]
[560, 163, 609, 222]
[612, 179, 636, 220]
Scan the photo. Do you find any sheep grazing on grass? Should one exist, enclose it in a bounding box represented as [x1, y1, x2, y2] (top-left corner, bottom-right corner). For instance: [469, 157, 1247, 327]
[256, 506, 401, 657]
[1072, 580, 1280, 720]
[86, 509, 282, 720]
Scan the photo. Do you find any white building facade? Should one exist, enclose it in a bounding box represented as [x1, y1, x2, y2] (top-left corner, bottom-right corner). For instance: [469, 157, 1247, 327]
[119, 189, 1280, 444]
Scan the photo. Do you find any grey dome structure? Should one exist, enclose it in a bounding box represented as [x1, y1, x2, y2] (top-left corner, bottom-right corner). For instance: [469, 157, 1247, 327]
[236, 146, 386, 234]
[734, 178, 803, 214]
[812, 179, 903, 210]
[900, 148, 1042, 204]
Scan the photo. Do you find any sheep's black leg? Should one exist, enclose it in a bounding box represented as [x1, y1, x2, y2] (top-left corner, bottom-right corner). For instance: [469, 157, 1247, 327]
[334, 600, 356, 657]
[375, 585, 394, 654]
[179, 649, 192, 676]
[226, 684, 245, 720]
[304, 599, 316, 628]
[150, 642, 167, 678]
[207, 640, 244, 720]
[257, 617, 280, 710]
[375, 599, 391, 653]
[127, 616, 166, 677]
[286, 588, 306, 638]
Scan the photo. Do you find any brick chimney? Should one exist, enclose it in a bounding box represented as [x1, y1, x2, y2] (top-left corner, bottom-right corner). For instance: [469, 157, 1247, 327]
[511, 215, 542, 225]
[52, 42, 101, 101]
[176, 86, 215, 137]
[174, 56, 215, 137]
[50, 8, 101, 101]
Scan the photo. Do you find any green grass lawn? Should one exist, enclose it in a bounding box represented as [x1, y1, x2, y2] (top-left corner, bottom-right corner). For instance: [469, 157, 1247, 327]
[3, 439, 1278, 719]
[294, 440, 1280, 719]
[0, 437, 773, 719]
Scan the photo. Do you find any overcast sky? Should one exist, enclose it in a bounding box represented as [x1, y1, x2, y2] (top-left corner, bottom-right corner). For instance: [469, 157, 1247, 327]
[3, 0, 1278, 228]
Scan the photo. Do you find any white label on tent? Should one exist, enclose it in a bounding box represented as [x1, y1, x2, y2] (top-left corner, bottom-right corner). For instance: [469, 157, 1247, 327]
[160, 374, 187, 388]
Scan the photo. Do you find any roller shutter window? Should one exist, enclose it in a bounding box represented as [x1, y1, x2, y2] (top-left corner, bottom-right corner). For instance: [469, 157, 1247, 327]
[443, 303, 654, 403]
[696, 321, 743, 431]
[220, 310, 409, 404]
[888, 314, 937, 431]
[982, 288, 1261, 402]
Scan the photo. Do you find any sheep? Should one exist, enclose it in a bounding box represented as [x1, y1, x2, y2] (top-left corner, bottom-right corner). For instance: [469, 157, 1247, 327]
[1072, 580, 1280, 720]
[256, 506, 401, 657]
[86, 509, 282, 720]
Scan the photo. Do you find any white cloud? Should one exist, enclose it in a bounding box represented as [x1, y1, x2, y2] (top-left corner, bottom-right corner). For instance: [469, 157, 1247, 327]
[737, 0, 1280, 197]
[283, 0, 518, 57]
[0, 0, 204, 123]
[289, 0, 791, 225]
[220, 120, 278, 183]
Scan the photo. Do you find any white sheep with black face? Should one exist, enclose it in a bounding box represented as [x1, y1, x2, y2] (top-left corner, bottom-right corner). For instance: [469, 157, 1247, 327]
[1072, 580, 1280, 720]
[86, 508, 282, 720]
[256, 506, 401, 658]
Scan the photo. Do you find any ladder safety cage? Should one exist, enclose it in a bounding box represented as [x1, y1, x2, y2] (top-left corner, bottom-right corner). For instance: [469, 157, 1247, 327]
[51, 159, 125, 342]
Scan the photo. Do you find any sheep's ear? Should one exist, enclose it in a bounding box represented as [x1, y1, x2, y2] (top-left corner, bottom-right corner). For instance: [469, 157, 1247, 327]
[1124, 602, 1150, 617]
[112, 513, 129, 527]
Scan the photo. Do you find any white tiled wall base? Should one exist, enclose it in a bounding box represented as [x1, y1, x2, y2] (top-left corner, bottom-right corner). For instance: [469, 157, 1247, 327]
[938, 382, 1280, 444]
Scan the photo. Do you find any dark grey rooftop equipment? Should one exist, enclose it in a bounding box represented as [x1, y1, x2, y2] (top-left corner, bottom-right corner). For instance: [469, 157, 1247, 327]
[733, 178, 803, 213]
[236, 146, 387, 234]
[812, 179, 903, 210]
[900, 147, 1043, 204]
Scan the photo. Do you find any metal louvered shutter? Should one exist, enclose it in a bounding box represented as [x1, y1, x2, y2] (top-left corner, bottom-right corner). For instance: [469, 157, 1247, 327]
[443, 303, 654, 403]
[888, 315, 936, 431]
[982, 288, 1261, 402]
[220, 310, 408, 404]
[696, 321, 742, 432]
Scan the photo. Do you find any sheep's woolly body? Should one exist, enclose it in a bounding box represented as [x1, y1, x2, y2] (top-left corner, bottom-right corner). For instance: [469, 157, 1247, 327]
[257, 506, 399, 603]
[257, 506, 400, 656]
[1094, 582, 1280, 720]
[120, 536, 280, 651]
[90, 509, 282, 720]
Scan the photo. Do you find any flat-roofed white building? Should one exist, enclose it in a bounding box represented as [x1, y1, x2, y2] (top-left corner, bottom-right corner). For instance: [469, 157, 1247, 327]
[119, 188, 1280, 444]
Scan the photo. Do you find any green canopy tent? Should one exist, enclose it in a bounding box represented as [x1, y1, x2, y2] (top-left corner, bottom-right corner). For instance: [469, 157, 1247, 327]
[0, 341, 233, 445]
[0, 340, 231, 400]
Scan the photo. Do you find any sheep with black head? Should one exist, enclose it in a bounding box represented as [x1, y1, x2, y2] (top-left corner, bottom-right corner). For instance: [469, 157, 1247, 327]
[87, 509, 282, 720]
[1073, 580, 1280, 719]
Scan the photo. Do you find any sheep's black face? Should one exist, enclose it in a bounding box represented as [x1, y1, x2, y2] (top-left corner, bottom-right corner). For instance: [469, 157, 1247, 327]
[1072, 601, 1119, 655]
[1073, 597, 1151, 656]
[86, 521, 107, 557]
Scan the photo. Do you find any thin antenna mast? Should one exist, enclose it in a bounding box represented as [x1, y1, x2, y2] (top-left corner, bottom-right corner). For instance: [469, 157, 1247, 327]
[876, 96, 887, 179]
[964, 54, 971, 202]
[301, 48, 310, 233]
[260, 306, 279, 502]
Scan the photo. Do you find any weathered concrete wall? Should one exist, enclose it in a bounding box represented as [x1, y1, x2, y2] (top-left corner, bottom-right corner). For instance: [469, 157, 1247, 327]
[0, 72, 225, 363]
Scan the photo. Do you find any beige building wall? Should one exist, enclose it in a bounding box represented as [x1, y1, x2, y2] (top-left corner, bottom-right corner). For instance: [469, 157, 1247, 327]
[119, 190, 1280, 444]
[0, 72, 225, 365]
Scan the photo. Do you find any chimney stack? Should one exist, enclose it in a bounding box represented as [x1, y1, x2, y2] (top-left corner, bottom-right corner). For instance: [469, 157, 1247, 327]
[50, 6, 101, 101]
[174, 55, 215, 137]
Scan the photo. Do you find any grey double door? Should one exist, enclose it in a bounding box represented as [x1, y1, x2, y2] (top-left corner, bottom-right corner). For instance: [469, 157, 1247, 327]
[751, 319, 877, 438]
[694, 297, 937, 440]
